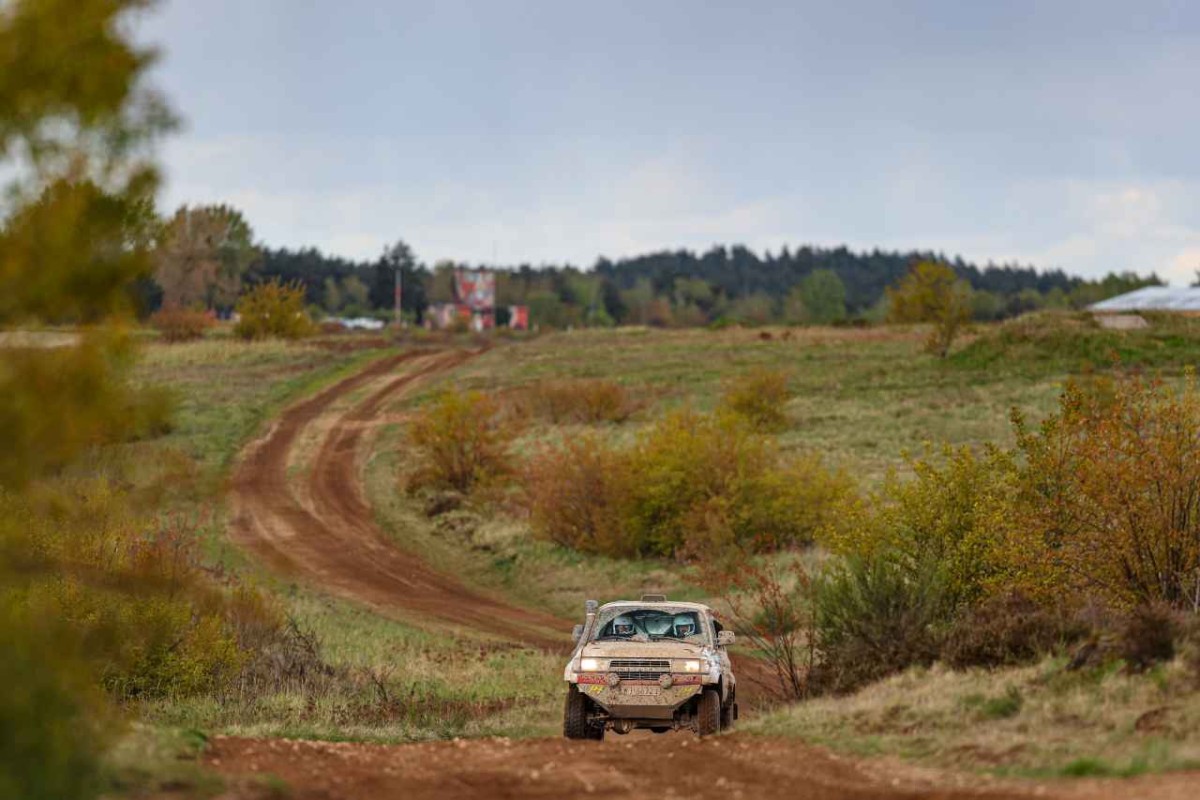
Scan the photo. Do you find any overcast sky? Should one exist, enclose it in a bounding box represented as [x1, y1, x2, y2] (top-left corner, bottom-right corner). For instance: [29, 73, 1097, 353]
[143, 0, 1200, 282]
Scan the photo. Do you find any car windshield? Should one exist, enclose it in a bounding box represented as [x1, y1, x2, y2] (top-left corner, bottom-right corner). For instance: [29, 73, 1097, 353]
[591, 606, 707, 644]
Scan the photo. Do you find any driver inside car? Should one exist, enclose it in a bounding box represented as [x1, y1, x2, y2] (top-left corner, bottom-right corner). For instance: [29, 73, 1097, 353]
[673, 614, 697, 638]
[611, 614, 636, 637]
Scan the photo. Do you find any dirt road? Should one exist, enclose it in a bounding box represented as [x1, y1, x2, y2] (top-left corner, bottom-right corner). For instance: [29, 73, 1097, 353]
[230, 348, 562, 647]
[215, 348, 1185, 800]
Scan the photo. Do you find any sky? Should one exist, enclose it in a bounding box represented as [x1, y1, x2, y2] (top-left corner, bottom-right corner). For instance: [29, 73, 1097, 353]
[142, 0, 1200, 282]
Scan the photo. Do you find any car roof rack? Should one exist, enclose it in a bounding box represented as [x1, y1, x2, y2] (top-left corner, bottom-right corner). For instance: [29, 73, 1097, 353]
[640, 594, 667, 602]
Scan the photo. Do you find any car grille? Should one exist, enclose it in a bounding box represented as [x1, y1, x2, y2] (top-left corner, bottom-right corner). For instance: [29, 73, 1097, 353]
[610, 659, 670, 681]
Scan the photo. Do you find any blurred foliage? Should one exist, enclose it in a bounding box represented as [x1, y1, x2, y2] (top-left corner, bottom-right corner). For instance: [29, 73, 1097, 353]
[233, 279, 314, 340]
[0, 330, 172, 488]
[0, 602, 108, 800]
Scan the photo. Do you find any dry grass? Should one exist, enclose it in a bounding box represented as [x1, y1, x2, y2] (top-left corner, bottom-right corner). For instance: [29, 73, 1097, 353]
[750, 657, 1200, 777]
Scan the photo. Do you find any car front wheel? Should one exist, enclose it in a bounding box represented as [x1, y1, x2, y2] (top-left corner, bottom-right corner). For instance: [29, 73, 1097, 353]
[564, 685, 603, 740]
[696, 688, 721, 737]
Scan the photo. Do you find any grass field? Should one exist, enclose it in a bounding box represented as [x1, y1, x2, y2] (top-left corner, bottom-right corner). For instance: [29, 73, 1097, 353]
[122, 317, 1200, 784]
[749, 657, 1200, 778]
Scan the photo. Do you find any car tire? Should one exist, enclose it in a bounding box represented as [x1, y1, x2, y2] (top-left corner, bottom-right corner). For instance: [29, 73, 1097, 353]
[720, 700, 736, 731]
[649, 726, 670, 734]
[696, 688, 721, 737]
[563, 685, 594, 740]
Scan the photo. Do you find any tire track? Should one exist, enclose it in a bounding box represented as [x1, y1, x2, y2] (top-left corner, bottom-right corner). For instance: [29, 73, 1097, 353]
[230, 347, 563, 648]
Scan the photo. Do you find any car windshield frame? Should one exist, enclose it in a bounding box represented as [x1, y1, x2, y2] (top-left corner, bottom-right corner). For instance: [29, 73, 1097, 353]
[590, 605, 711, 645]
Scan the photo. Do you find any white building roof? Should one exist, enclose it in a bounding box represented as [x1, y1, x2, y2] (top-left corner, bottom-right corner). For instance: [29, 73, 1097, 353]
[1089, 286, 1200, 312]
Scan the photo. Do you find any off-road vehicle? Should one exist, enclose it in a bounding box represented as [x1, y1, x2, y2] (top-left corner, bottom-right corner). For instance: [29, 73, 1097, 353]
[562, 595, 737, 739]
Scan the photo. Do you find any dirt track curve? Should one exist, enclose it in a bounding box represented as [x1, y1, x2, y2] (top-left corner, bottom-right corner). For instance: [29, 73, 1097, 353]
[214, 348, 1183, 800]
[230, 348, 562, 647]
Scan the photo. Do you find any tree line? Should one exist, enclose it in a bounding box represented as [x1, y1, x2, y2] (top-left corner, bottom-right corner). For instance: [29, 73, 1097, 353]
[146, 205, 1162, 329]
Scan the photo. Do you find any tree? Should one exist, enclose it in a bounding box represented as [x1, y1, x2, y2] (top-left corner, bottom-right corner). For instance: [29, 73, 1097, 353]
[797, 269, 847, 325]
[1, 3, 177, 796]
[154, 205, 258, 309]
[371, 239, 424, 315]
[887, 261, 972, 358]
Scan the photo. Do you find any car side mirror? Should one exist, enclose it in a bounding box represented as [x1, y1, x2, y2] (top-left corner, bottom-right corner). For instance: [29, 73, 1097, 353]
[717, 630, 736, 647]
[572, 624, 584, 644]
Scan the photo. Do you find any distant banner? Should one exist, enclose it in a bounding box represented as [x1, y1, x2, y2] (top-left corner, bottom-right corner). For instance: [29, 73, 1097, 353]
[509, 305, 529, 330]
[454, 270, 496, 311]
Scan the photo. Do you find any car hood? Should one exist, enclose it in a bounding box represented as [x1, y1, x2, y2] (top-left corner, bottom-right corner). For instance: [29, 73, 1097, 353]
[580, 641, 707, 659]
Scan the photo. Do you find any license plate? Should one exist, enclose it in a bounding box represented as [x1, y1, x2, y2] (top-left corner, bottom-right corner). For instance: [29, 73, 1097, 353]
[618, 685, 661, 697]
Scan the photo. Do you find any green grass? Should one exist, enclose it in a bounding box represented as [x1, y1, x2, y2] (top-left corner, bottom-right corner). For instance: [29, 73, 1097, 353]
[408, 326, 1071, 486]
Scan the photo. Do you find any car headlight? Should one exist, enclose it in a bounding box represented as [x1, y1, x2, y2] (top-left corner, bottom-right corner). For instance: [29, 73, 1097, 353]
[579, 657, 604, 672]
[676, 659, 705, 673]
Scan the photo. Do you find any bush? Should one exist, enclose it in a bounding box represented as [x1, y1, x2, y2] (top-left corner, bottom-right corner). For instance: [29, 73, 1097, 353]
[625, 409, 850, 557]
[234, 280, 314, 340]
[1119, 603, 1179, 672]
[1, 487, 276, 703]
[522, 409, 852, 559]
[148, 306, 214, 342]
[524, 434, 633, 554]
[406, 390, 515, 494]
[813, 552, 948, 693]
[941, 591, 1086, 669]
[514, 378, 638, 424]
[821, 445, 1015, 608]
[1010, 373, 1200, 609]
[718, 368, 792, 432]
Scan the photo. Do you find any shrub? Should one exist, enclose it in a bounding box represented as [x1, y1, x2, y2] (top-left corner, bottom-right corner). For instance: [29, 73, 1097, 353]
[234, 279, 314, 340]
[718, 368, 793, 432]
[2, 487, 277, 703]
[1009, 372, 1200, 609]
[407, 390, 514, 494]
[624, 409, 850, 557]
[813, 552, 948, 693]
[514, 378, 638, 424]
[941, 591, 1086, 669]
[149, 305, 214, 342]
[1119, 603, 1179, 672]
[522, 409, 852, 559]
[700, 555, 816, 699]
[821, 445, 1015, 608]
[524, 434, 633, 554]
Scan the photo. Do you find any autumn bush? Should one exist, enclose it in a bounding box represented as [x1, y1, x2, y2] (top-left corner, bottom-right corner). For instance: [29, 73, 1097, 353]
[513, 378, 638, 424]
[406, 390, 515, 495]
[887, 260, 972, 358]
[718, 367, 793, 432]
[1008, 373, 1200, 609]
[524, 434, 633, 554]
[149, 305, 214, 342]
[234, 279, 314, 340]
[524, 408, 851, 559]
